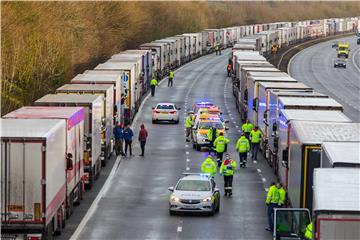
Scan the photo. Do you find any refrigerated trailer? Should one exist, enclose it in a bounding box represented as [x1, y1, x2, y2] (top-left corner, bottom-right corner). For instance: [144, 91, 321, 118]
[321, 142, 360, 168]
[1, 119, 67, 238]
[140, 42, 167, 77]
[282, 121, 359, 210]
[3, 106, 85, 219]
[245, 74, 297, 125]
[94, 61, 137, 122]
[56, 84, 114, 162]
[72, 71, 122, 124]
[313, 168, 360, 240]
[35, 94, 103, 188]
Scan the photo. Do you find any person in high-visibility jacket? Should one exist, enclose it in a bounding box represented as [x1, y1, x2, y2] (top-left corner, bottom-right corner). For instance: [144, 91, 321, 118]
[304, 222, 313, 240]
[277, 182, 286, 207]
[185, 112, 194, 142]
[266, 182, 280, 231]
[201, 155, 217, 177]
[168, 71, 174, 87]
[250, 126, 261, 160]
[215, 44, 219, 55]
[219, 153, 236, 196]
[207, 126, 218, 153]
[236, 133, 250, 167]
[150, 78, 158, 97]
[213, 132, 230, 167]
[242, 119, 253, 140]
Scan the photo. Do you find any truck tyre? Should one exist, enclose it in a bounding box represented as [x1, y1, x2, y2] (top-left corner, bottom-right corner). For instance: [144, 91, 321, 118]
[66, 193, 74, 219]
[44, 220, 54, 240]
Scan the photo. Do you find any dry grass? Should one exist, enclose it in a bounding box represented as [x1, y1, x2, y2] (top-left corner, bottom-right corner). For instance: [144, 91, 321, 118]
[2, 1, 360, 115]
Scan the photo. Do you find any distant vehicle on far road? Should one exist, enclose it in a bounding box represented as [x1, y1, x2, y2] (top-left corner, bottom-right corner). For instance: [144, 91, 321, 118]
[334, 58, 346, 68]
[331, 42, 338, 48]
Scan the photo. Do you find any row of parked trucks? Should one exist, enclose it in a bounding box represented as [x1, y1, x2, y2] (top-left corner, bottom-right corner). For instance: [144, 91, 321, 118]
[1, 15, 359, 239]
[231, 33, 359, 239]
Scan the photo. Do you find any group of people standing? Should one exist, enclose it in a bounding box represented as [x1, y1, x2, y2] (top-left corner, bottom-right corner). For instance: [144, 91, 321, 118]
[113, 123, 148, 157]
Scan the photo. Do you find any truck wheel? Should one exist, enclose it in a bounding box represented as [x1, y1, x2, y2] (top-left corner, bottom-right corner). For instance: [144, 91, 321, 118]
[45, 220, 54, 240]
[66, 193, 74, 219]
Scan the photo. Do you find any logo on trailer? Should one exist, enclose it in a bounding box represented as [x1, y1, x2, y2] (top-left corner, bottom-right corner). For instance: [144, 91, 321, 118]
[122, 73, 129, 82]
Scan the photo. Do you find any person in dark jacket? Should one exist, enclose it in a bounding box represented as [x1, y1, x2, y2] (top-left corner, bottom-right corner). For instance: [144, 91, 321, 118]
[138, 124, 148, 156]
[113, 123, 124, 156]
[123, 123, 134, 157]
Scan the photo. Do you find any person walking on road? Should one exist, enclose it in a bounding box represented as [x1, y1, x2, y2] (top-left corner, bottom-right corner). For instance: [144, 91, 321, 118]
[220, 153, 236, 197]
[236, 133, 250, 167]
[123, 123, 134, 157]
[201, 154, 217, 177]
[150, 78, 158, 97]
[214, 132, 230, 167]
[277, 182, 286, 208]
[227, 64, 232, 77]
[185, 111, 194, 142]
[215, 44, 219, 55]
[250, 126, 261, 160]
[266, 182, 280, 231]
[114, 123, 124, 156]
[168, 70, 175, 87]
[138, 124, 148, 157]
[242, 119, 253, 140]
[207, 126, 218, 153]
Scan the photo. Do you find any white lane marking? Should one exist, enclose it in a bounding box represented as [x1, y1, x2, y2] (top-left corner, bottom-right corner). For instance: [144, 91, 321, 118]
[185, 151, 189, 155]
[351, 47, 360, 72]
[262, 177, 267, 182]
[186, 158, 190, 162]
[177, 226, 182, 232]
[257, 169, 261, 173]
[253, 160, 258, 164]
[265, 188, 269, 192]
[186, 167, 190, 171]
[238, 130, 241, 133]
[235, 125, 239, 128]
[70, 155, 122, 239]
[185, 144, 189, 148]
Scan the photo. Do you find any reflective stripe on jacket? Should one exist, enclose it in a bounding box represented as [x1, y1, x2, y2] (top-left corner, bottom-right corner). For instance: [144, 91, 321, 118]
[213, 136, 230, 153]
[220, 159, 236, 176]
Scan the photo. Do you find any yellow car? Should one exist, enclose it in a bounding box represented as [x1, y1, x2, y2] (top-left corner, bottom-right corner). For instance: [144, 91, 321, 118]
[191, 118, 226, 151]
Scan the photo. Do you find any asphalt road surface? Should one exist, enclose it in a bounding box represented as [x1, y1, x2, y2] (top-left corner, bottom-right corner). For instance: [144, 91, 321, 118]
[289, 35, 360, 121]
[66, 50, 277, 240]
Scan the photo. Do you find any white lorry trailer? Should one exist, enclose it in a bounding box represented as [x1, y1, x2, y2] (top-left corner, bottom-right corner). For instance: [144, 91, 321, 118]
[281, 121, 359, 210]
[71, 71, 122, 125]
[56, 84, 114, 163]
[35, 94, 103, 189]
[312, 168, 360, 240]
[1, 119, 67, 238]
[321, 142, 360, 168]
[3, 106, 85, 219]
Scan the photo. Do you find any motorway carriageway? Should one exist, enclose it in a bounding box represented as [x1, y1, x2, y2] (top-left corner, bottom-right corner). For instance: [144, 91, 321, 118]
[289, 36, 360, 121]
[62, 50, 278, 240]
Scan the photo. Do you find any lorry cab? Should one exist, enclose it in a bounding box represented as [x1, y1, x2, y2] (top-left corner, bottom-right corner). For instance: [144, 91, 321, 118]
[273, 208, 311, 240]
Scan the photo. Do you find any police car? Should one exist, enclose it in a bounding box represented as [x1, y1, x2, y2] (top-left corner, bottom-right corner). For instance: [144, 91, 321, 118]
[152, 103, 181, 123]
[192, 117, 227, 151]
[168, 173, 220, 216]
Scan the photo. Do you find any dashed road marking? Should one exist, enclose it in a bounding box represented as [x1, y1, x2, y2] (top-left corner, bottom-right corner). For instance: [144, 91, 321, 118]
[186, 167, 190, 171]
[186, 158, 190, 162]
[177, 226, 182, 232]
[185, 144, 189, 148]
[253, 160, 258, 164]
[257, 169, 261, 173]
[265, 188, 269, 192]
[185, 151, 189, 155]
[262, 177, 266, 182]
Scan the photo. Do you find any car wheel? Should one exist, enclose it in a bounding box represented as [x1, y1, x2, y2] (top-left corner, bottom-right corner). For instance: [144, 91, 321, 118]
[193, 143, 196, 149]
[334, 65, 336, 68]
[152, 119, 156, 124]
[344, 66, 346, 69]
[215, 196, 220, 212]
[174, 119, 179, 124]
[169, 210, 175, 216]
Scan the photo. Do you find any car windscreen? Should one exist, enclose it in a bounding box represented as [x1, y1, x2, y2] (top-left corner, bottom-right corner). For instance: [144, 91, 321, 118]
[176, 180, 210, 191]
[157, 104, 174, 110]
[198, 121, 223, 129]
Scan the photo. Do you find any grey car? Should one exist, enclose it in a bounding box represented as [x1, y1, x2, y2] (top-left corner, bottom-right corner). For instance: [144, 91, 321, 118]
[168, 174, 220, 215]
[334, 58, 346, 68]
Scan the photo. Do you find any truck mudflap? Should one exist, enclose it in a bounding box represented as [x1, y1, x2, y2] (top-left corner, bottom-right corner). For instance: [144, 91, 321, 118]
[273, 208, 311, 240]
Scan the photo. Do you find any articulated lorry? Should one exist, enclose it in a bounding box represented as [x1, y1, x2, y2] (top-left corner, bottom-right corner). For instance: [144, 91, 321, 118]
[321, 141, 360, 168]
[35, 94, 103, 189]
[56, 84, 114, 163]
[1, 119, 67, 239]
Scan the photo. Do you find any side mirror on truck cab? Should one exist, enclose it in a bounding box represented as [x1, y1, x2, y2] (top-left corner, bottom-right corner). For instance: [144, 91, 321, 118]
[282, 148, 289, 168]
[66, 153, 74, 170]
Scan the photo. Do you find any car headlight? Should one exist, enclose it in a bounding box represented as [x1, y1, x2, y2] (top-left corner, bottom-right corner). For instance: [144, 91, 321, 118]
[170, 195, 180, 202]
[202, 196, 212, 202]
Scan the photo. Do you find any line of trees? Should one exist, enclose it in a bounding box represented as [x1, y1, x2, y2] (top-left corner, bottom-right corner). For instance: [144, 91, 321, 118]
[2, 1, 360, 114]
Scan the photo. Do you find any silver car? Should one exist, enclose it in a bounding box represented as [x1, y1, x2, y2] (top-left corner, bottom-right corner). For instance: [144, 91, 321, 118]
[168, 174, 220, 215]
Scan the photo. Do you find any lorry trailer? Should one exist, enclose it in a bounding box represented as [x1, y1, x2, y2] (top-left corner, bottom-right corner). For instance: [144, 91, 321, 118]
[321, 141, 360, 168]
[1, 119, 67, 239]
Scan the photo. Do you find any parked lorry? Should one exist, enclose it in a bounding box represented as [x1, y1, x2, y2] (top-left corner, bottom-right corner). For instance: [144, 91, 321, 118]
[140, 42, 167, 77]
[312, 168, 360, 240]
[1, 119, 67, 238]
[281, 121, 359, 210]
[321, 141, 360, 168]
[3, 106, 85, 220]
[35, 94, 103, 189]
[71, 72, 122, 125]
[154, 39, 177, 68]
[94, 61, 137, 122]
[56, 84, 114, 162]
[244, 74, 297, 124]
